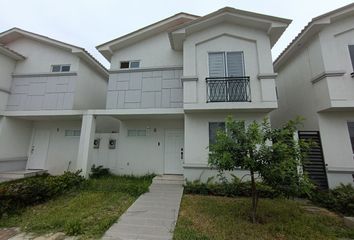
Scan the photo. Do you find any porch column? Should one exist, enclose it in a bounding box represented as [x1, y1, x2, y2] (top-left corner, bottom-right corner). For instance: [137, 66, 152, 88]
[77, 114, 96, 177]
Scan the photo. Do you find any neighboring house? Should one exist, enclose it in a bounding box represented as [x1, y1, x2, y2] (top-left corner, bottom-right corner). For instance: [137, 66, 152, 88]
[271, 3, 354, 188]
[81, 7, 291, 180]
[0, 28, 108, 174]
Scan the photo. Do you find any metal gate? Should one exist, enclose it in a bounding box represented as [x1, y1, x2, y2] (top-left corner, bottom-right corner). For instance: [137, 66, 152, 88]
[298, 131, 329, 190]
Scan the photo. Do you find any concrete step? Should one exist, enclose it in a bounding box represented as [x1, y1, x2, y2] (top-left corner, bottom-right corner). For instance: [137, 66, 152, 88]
[152, 175, 184, 185]
[0, 170, 47, 180]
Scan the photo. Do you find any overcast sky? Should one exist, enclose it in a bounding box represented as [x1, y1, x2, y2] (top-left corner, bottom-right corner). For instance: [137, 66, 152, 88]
[1, 0, 353, 68]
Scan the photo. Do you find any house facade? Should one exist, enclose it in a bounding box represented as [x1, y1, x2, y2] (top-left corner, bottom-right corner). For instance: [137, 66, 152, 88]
[88, 7, 291, 181]
[0, 8, 291, 182]
[0, 28, 108, 175]
[271, 3, 354, 188]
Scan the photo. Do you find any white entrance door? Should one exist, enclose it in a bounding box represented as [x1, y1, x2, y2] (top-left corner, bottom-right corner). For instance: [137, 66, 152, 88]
[27, 129, 50, 170]
[164, 129, 184, 174]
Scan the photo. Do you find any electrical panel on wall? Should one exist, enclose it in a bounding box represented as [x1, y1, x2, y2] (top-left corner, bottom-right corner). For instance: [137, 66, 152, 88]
[109, 139, 116, 149]
[93, 138, 100, 149]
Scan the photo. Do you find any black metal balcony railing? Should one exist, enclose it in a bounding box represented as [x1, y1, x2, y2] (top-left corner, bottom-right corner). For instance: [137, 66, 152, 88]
[206, 76, 251, 102]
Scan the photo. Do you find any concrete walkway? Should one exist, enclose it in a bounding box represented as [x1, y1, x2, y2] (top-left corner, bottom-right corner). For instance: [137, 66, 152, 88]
[102, 175, 184, 240]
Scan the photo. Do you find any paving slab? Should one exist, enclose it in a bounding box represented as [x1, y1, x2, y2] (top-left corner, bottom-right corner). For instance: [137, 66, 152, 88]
[102, 181, 183, 240]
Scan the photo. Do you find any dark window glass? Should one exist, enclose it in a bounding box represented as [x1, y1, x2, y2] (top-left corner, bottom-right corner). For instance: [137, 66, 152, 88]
[120, 61, 130, 69]
[61, 65, 70, 72]
[52, 65, 61, 72]
[349, 45, 354, 72]
[209, 122, 226, 145]
[347, 122, 354, 153]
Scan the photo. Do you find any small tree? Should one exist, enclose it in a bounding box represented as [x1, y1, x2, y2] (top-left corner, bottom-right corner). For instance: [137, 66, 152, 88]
[208, 116, 313, 223]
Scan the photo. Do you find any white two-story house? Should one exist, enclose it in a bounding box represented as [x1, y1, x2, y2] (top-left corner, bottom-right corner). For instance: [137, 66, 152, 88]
[271, 3, 354, 188]
[77, 7, 291, 180]
[0, 28, 108, 176]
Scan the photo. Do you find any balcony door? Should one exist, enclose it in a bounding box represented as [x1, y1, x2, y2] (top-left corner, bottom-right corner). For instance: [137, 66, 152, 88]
[208, 52, 247, 102]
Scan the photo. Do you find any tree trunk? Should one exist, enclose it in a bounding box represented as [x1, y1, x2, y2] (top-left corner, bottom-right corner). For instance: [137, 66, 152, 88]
[250, 169, 258, 223]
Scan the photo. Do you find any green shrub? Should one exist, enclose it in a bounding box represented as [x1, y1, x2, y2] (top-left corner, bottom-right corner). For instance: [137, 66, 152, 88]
[310, 184, 354, 216]
[0, 171, 84, 217]
[89, 165, 110, 179]
[184, 177, 279, 198]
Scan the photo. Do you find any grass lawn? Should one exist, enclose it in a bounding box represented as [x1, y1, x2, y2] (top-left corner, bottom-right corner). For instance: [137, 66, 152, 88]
[174, 194, 354, 240]
[0, 175, 153, 239]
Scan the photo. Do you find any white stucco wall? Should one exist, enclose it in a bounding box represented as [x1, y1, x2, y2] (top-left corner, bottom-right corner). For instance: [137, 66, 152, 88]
[271, 36, 324, 130]
[110, 32, 182, 70]
[271, 16, 354, 187]
[0, 116, 33, 171]
[182, 23, 277, 107]
[0, 54, 16, 110]
[318, 112, 354, 187]
[184, 112, 268, 181]
[318, 112, 354, 170]
[31, 120, 82, 175]
[6, 37, 79, 74]
[316, 16, 354, 105]
[110, 118, 183, 175]
[319, 16, 354, 74]
[185, 112, 268, 165]
[74, 60, 107, 110]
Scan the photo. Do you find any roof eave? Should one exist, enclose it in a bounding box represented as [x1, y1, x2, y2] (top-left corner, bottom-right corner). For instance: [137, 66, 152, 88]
[0, 28, 108, 79]
[96, 13, 199, 53]
[0, 46, 26, 60]
[73, 50, 109, 79]
[274, 3, 354, 71]
[169, 12, 291, 50]
[274, 20, 329, 71]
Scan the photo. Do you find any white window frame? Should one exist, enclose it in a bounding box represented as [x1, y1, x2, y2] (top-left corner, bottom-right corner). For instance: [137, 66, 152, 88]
[127, 129, 146, 137]
[65, 129, 81, 137]
[207, 51, 245, 77]
[120, 60, 140, 69]
[51, 64, 71, 73]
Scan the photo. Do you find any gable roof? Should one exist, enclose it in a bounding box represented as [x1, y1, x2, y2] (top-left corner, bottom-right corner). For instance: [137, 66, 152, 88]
[0, 28, 108, 78]
[0, 44, 25, 60]
[96, 12, 199, 61]
[274, 2, 354, 71]
[169, 7, 291, 50]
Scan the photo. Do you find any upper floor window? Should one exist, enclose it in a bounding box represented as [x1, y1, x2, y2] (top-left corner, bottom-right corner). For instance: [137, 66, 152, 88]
[120, 60, 140, 69]
[208, 52, 245, 77]
[349, 45, 354, 74]
[51, 64, 71, 72]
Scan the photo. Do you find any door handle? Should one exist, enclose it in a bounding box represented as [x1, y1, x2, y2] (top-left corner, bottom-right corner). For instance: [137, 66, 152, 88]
[31, 146, 35, 154]
[180, 148, 184, 160]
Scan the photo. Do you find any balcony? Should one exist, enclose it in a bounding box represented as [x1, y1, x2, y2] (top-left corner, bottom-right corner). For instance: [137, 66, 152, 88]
[206, 77, 251, 102]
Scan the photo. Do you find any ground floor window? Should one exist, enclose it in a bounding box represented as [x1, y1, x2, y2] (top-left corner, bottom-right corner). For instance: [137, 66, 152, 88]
[127, 129, 147, 137]
[347, 122, 354, 153]
[65, 129, 81, 137]
[209, 122, 225, 145]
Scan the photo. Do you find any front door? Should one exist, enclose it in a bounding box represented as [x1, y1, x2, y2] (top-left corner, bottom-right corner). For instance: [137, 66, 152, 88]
[164, 129, 184, 174]
[27, 129, 50, 170]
